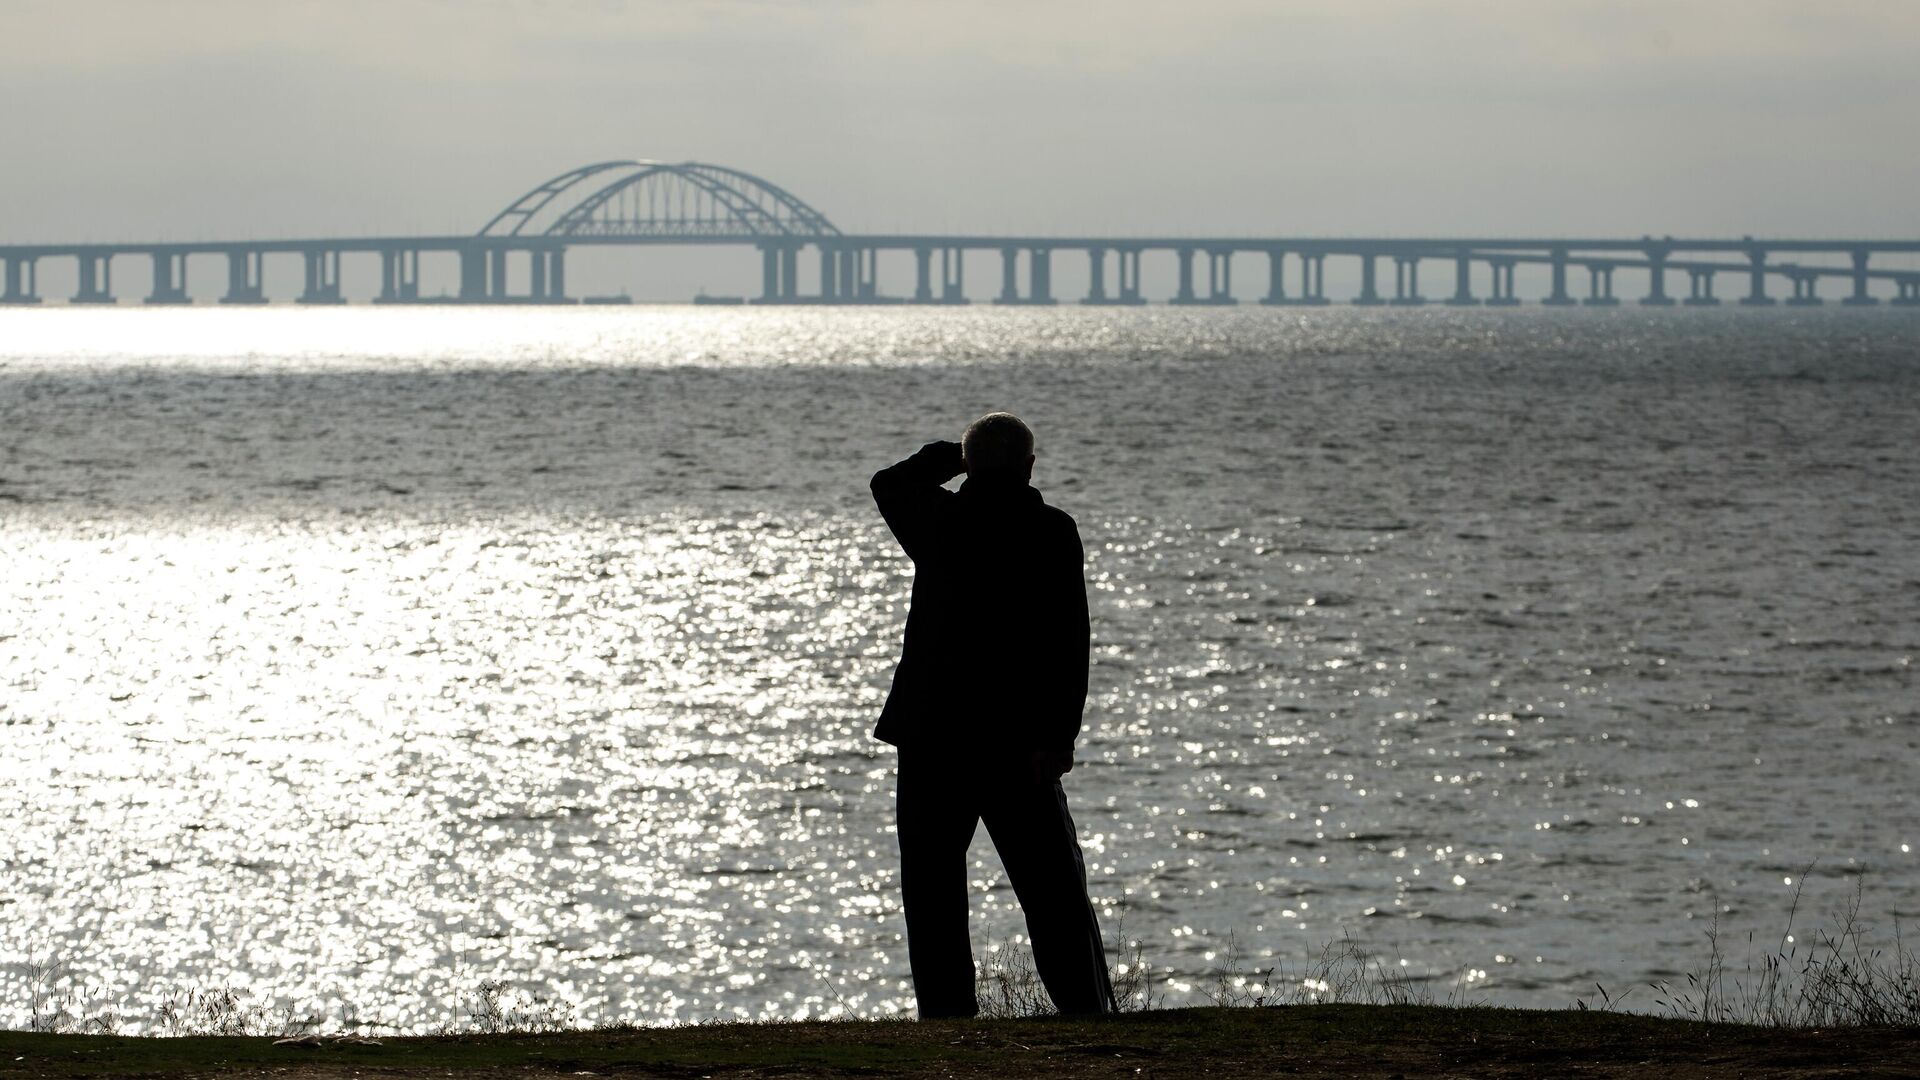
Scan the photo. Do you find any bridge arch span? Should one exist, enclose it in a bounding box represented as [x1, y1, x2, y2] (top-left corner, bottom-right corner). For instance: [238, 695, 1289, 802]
[478, 161, 841, 240]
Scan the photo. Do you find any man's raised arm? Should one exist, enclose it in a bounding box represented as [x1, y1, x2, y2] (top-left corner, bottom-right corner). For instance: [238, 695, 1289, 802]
[870, 440, 965, 563]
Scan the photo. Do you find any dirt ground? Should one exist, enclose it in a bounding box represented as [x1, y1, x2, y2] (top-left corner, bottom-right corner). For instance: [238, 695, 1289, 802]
[4, 1004, 1917, 1078]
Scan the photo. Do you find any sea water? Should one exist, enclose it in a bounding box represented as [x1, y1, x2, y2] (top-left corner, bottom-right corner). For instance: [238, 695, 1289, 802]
[1, 305, 1915, 1029]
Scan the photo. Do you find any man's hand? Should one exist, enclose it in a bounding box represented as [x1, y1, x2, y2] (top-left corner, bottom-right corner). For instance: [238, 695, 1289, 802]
[921, 440, 964, 480]
[1023, 749, 1074, 787]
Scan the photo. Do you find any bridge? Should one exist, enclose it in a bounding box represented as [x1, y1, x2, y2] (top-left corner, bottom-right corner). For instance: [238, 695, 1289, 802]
[3, 160, 1918, 307]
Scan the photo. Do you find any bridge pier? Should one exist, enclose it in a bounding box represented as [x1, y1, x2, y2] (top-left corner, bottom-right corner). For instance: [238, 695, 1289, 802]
[1082, 247, 1111, 304]
[1172, 247, 1197, 304]
[1260, 248, 1287, 304]
[221, 251, 265, 304]
[489, 249, 512, 302]
[72, 253, 115, 304]
[460, 247, 486, 301]
[913, 247, 933, 302]
[1740, 249, 1775, 305]
[1116, 248, 1143, 304]
[1485, 259, 1520, 306]
[1447, 253, 1477, 305]
[1844, 250, 1879, 306]
[1354, 254, 1384, 305]
[1684, 268, 1720, 306]
[995, 247, 1053, 304]
[940, 247, 966, 303]
[300, 250, 345, 304]
[1206, 250, 1235, 303]
[1544, 249, 1575, 306]
[1786, 270, 1823, 306]
[547, 249, 568, 302]
[1584, 263, 1619, 305]
[3, 255, 40, 304]
[840, 247, 861, 301]
[761, 245, 778, 300]
[1299, 253, 1329, 305]
[1391, 256, 1424, 305]
[1641, 249, 1675, 306]
[145, 252, 191, 304]
[1030, 247, 1053, 303]
[530, 249, 549, 300]
[1894, 276, 1920, 306]
[819, 246, 839, 301]
[377, 249, 422, 303]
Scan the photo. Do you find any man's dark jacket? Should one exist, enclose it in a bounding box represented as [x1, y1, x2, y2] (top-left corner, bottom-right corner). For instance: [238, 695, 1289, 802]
[870, 441, 1090, 755]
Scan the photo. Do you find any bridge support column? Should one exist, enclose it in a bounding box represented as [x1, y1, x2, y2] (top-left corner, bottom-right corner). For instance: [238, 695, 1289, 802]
[913, 247, 933, 303]
[459, 247, 487, 302]
[1173, 247, 1197, 304]
[1486, 259, 1520, 306]
[1205, 250, 1235, 304]
[1787, 271, 1822, 306]
[488, 249, 510, 302]
[72, 253, 115, 304]
[1447, 253, 1477, 305]
[547, 249, 566, 302]
[1740, 249, 1775, 306]
[376, 249, 422, 303]
[997, 247, 1018, 303]
[940, 247, 965, 303]
[840, 248, 860, 301]
[145, 252, 191, 304]
[1684, 269, 1720, 306]
[1082, 247, 1108, 304]
[1641, 250, 1674, 306]
[71, 251, 111, 304]
[761, 245, 781, 302]
[1260, 249, 1287, 304]
[1894, 276, 1920, 306]
[1391, 256, 1423, 305]
[1354, 254, 1383, 305]
[1584, 264, 1618, 306]
[818, 246, 838, 302]
[1029, 247, 1054, 304]
[1300, 253, 1329, 305]
[1544, 249, 1574, 306]
[1117, 248, 1143, 304]
[2, 255, 38, 304]
[300, 250, 344, 304]
[529, 248, 549, 301]
[221, 251, 265, 304]
[1844, 250, 1878, 306]
[458, 245, 487, 299]
[781, 246, 799, 301]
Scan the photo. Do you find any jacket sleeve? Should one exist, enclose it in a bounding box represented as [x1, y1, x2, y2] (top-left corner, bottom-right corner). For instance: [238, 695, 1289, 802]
[1046, 517, 1093, 754]
[870, 441, 964, 563]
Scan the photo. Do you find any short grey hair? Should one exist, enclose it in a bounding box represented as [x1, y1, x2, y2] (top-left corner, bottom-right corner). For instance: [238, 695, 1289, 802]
[962, 411, 1034, 476]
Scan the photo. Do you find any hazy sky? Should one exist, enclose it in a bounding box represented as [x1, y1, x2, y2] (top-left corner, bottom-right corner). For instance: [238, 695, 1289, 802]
[3, 1, 1917, 295]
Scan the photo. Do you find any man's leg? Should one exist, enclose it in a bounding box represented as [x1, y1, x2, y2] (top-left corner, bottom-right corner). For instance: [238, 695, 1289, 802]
[896, 748, 981, 1018]
[983, 778, 1115, 1015]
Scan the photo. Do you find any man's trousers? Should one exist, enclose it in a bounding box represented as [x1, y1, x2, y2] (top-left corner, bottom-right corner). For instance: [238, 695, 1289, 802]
[895, 747, 1115, 1018]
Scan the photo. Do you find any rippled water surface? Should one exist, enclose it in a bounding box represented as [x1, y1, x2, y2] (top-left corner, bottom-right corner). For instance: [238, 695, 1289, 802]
[2, 306, 1916, 1028]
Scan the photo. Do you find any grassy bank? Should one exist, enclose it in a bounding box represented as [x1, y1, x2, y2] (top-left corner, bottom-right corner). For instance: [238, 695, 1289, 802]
[4, 1004, 1918, 1078]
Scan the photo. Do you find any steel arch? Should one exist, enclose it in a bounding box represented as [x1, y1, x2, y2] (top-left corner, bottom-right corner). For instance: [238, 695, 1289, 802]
[478, 161, 840, 239]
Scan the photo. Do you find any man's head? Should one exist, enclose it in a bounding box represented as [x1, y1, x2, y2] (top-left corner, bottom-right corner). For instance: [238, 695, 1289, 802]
[962, 412, 1035, 481]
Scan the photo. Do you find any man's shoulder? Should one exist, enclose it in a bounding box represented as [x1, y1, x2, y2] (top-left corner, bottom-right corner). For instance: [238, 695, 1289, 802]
[1033, 499, 1083, 550]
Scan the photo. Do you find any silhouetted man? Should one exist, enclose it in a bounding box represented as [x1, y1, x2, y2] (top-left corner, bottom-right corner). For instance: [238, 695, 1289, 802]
[871, 411, 1114, 1018]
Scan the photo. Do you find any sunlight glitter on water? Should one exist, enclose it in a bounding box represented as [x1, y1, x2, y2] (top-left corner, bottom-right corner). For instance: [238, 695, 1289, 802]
[3, 305, 1916, 1029]
[0, 513, 920, 1027]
